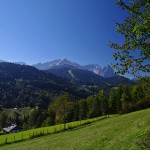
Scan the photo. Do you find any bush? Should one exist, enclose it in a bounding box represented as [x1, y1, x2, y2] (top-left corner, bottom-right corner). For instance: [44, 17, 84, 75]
[136, 97, 150, 110]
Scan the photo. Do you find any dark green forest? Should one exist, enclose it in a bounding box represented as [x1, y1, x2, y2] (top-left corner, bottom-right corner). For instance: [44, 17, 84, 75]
[0, 62, 149, 131]
[0, 62, 90, 108]
[0, 62, 133, 109]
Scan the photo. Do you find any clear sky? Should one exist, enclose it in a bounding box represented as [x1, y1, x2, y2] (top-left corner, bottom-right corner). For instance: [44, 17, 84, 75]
[0, 0, 131, 74]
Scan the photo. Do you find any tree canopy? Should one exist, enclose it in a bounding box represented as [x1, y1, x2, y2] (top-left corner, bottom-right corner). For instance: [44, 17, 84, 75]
[109, 0, 150, 78]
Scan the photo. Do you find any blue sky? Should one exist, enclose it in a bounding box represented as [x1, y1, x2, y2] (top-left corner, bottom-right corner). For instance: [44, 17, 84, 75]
[0, 0, 131, 75]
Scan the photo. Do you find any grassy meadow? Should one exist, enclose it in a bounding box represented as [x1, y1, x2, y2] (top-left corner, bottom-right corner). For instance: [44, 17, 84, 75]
[0, 116, 106, 145]
[0, 109, 150, 150]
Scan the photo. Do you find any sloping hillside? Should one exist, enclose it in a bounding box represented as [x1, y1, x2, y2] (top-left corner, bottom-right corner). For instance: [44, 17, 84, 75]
[47, 65, 108, 86]
[47, 65, 133, 89]
[0, 109, 150, 150]
[0, 62, 89, 108]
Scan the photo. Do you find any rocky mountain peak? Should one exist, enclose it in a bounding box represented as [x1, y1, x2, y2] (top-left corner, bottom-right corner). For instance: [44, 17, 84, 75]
[100, 65, 117, 77]
[33, 59, 117, 78]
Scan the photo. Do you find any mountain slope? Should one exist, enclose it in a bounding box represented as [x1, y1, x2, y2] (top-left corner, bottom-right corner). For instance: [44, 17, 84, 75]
[0, 62, 89, 108]
[33, 58, 117, 77]
[1, 109, 150, 150]
[47, 65, 133, 89]
[47, 65, 106, 85]
[47, 65, 110, 93]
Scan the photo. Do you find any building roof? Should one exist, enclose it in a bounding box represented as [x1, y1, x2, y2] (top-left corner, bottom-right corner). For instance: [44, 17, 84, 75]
[3, 124, 17, 133]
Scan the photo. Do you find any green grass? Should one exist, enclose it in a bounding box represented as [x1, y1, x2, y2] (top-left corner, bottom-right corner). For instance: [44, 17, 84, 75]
[0, 116, 106, 145]
[0, 109, 150, 150]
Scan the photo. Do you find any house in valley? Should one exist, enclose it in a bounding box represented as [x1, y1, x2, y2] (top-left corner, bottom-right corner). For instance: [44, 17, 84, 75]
[3, 124, 17, 134]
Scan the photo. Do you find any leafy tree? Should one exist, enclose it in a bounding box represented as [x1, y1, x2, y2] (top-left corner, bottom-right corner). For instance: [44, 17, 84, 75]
[28, 107, 42, 128]
[0, 113, 7, 130]
[10, 111, 21, 126]
[43, 117, 52, 126]
[131, 84, 145, 102]
[78, 99, 88, 120]
[138, 77, 150, 97]
[87, 95, 100, 118]
[47, 106, 56, 126]
[50, 93, 73, 128]
[97, 90, 108, 115]
[109, 86, 127, 113]
[109, 0, 150, 78]
[72, 102, 79, 121]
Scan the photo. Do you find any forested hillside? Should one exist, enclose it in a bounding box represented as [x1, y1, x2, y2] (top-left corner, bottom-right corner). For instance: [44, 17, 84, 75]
[0, 62, 149, 131]
[0, 62, 134, 109]
[0, 62, 89, 108]
[47, 65, 133, 91]
[0, 77, 149, 130]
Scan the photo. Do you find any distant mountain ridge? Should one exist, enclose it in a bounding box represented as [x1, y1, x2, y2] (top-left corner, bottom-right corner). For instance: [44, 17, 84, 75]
[0, 58, 118, 78]
[0, 59, 27, 65]
[33, 58, 117, 78]
[0, 59, 5, 62]
[13, 62, 27, 65]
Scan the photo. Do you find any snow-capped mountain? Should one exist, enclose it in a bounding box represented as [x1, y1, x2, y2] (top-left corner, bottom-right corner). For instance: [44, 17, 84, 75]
[33, 59, 117, 78]
[83, 64, 101, 74]
[81, 64, 117, 77]
[100, 65, 118, 77]
[33, 59, 80, 70]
